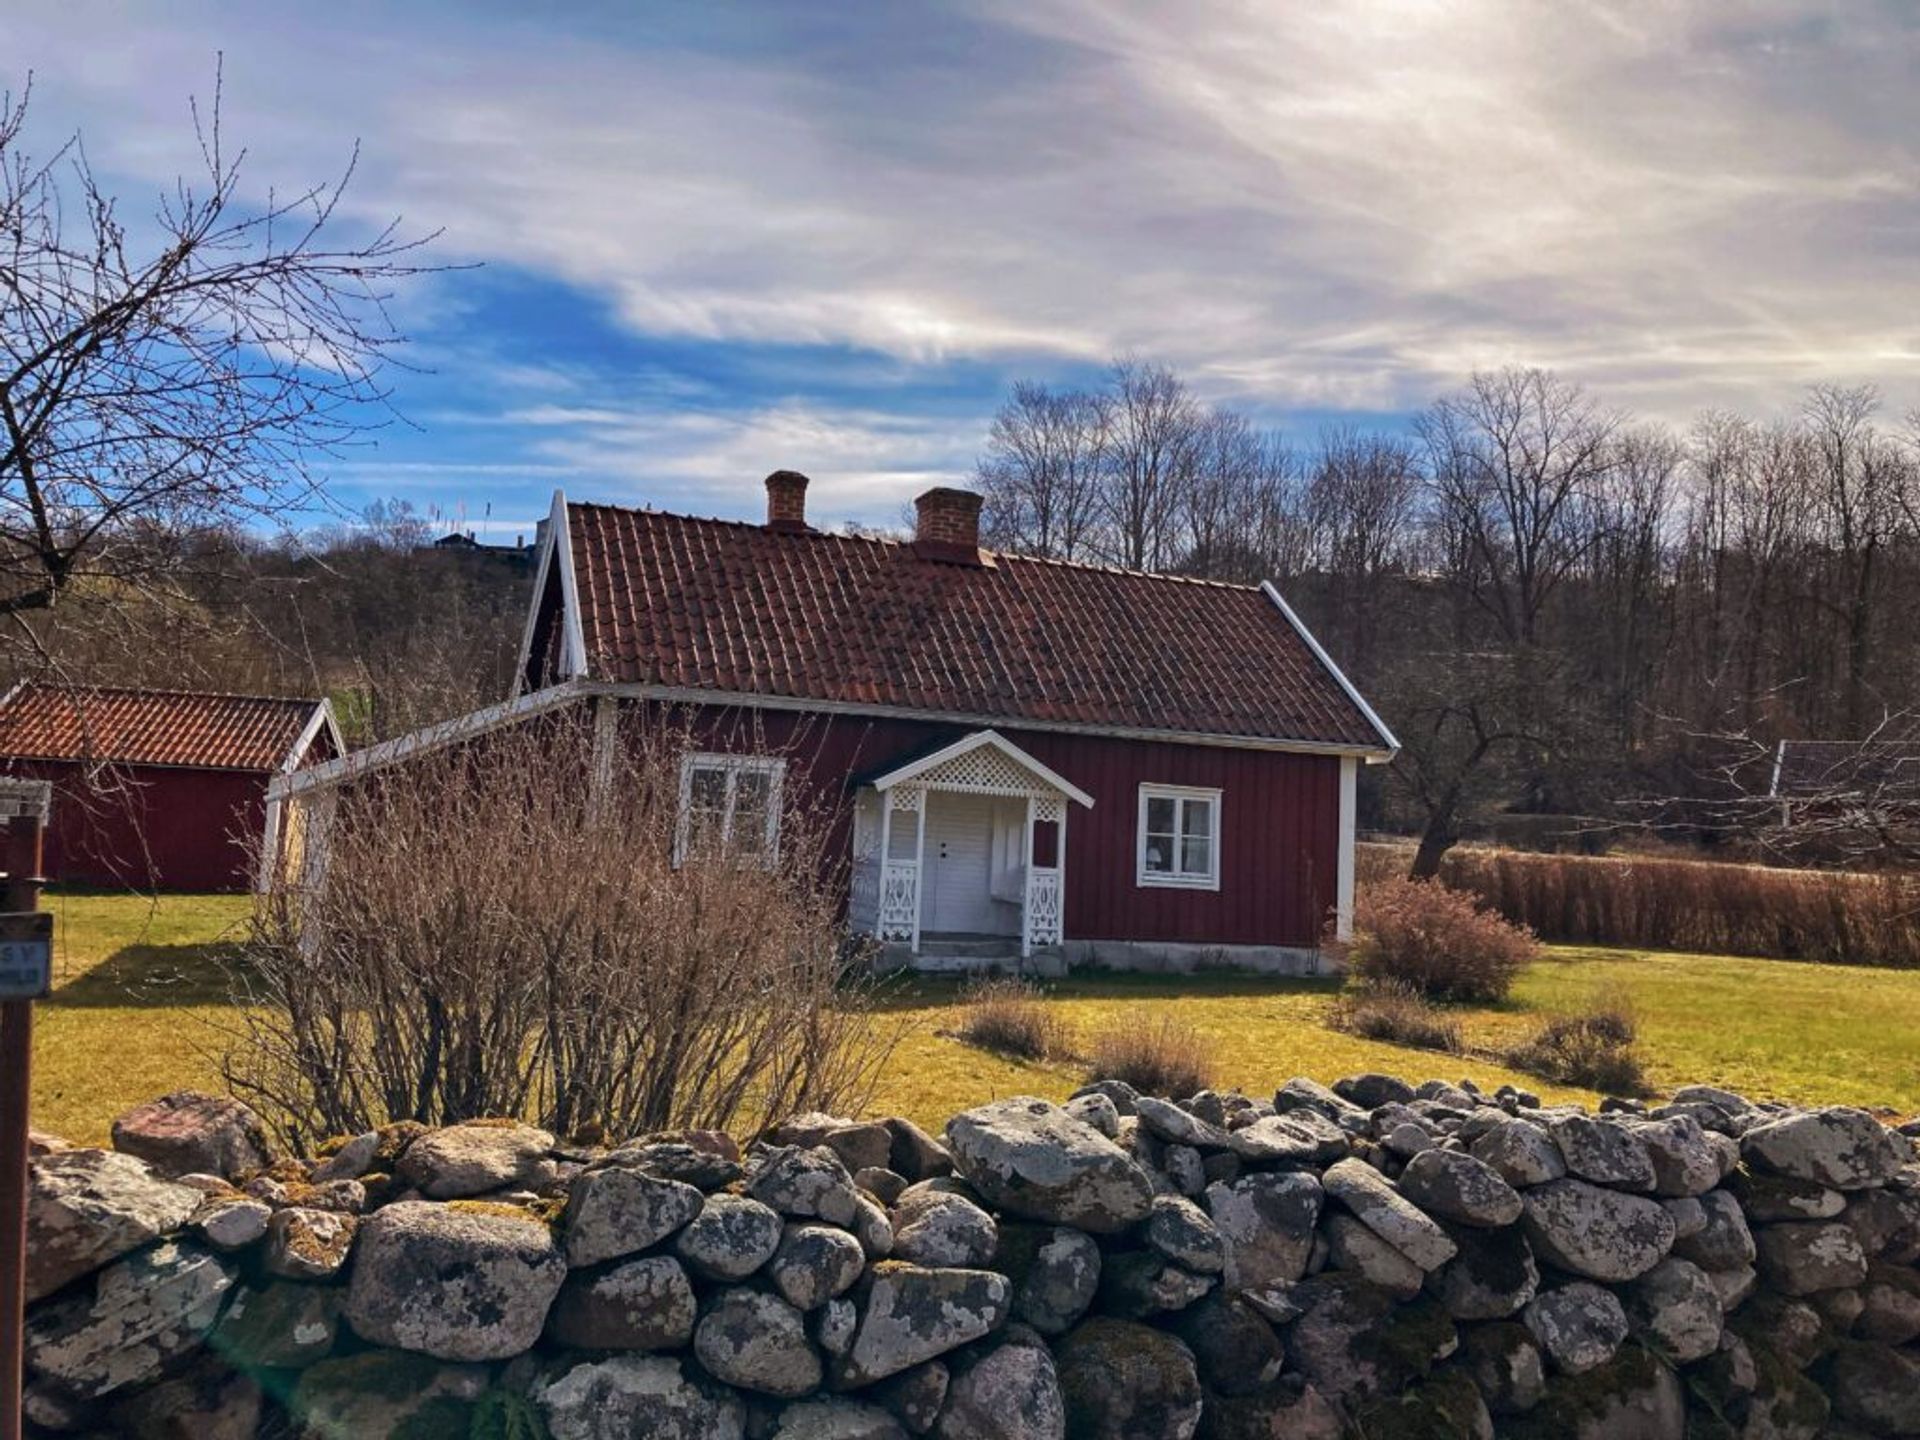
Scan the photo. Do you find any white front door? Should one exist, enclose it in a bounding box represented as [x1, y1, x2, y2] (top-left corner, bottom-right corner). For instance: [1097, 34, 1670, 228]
[921, 793, 1019, 935]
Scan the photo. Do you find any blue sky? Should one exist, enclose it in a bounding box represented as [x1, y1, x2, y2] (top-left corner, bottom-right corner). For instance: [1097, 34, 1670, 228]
[3, 1, 1916, 536]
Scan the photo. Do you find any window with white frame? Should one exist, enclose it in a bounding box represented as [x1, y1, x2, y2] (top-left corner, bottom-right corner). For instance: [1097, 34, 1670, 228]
[678, 753, 785, 864]
[1137, 784, 1221, 889]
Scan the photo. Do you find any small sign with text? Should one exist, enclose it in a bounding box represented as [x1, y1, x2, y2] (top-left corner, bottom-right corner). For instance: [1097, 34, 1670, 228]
[0, 914, 52, 1001]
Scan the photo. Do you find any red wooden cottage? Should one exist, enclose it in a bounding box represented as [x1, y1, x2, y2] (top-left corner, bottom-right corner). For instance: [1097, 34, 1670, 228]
[276, 473, 1395, 971]
[0, 684, 342, 892]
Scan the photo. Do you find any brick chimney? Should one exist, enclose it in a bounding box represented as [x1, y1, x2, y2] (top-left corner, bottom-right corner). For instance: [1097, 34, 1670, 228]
[764, 470, 811, 532]
[913, 487, 985, 564]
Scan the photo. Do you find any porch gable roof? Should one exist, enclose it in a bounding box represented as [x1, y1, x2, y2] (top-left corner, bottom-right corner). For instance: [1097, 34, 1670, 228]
[862, 729, 1095, 808]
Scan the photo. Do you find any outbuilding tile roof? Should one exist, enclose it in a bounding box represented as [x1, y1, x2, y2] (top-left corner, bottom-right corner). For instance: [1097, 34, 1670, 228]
[0, 684, 327, 772]
[563, 501, 1390, 749]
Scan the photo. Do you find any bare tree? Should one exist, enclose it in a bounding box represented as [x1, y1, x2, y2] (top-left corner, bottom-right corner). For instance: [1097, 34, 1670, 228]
[0, 74, 436, 659]
[1100, 358, 1201, 570]
[976, 381, 1107, 560]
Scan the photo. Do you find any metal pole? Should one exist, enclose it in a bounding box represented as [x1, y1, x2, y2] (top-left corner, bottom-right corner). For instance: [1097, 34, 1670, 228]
[0, 810, 45, 1440]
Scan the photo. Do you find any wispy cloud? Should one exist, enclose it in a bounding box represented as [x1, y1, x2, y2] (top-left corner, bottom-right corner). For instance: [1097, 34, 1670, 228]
[1, 0, 1915, 524]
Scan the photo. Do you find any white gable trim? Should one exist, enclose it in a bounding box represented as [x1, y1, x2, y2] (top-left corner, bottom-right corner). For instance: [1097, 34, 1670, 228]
[281, 698, 347, 773]
[512, 492, 589, 695]
[1259, 581, 1400, 759]
[870, 729, 1094, 808]
[268, 680, 592, 802]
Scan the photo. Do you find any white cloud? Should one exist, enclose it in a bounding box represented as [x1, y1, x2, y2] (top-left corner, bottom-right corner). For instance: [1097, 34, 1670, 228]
[1, 0, 1915, 434]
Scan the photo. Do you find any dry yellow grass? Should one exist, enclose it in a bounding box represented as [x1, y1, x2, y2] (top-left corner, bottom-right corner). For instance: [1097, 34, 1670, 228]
[23, 892, 1920, 1144]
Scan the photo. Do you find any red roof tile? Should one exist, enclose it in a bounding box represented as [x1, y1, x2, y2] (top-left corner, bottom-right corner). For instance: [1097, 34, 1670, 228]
[0, 684, 328, 772]
[563, 502, 1390, 750]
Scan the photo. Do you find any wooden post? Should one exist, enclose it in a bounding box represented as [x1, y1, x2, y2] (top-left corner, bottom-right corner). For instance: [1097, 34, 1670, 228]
[0, 795, 48, 1440]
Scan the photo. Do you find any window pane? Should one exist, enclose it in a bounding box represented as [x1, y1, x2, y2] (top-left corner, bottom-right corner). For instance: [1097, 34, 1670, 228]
[689, 767, 727, 811]
[1144, 835, 1175, 873]
[1181, 798, 1213, 839]
[1146, 796, 1175, 835]
[731, 771, 773, 857]
[1181, 836, 1212, 877]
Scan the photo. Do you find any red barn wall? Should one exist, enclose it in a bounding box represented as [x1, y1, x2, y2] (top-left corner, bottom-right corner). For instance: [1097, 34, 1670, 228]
[656, 704, 1343, 950]
[3, 760, 268, 892]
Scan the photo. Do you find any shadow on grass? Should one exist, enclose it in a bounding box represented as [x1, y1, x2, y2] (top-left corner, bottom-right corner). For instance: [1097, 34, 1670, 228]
[50, 940, 253, 1009]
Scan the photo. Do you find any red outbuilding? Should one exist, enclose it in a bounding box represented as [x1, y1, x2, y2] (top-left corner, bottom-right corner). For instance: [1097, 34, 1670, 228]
[277, 471, 1397, 973]
[0, 684, 343, 892]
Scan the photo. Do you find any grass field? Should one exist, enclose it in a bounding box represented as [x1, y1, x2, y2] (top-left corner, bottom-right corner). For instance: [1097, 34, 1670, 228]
[19, 891, 1920, 1145]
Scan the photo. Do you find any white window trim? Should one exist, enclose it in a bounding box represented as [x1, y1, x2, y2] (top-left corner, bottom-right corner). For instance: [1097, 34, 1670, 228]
[1136, 783, 1222, 891]
[676, 752, 786, 867]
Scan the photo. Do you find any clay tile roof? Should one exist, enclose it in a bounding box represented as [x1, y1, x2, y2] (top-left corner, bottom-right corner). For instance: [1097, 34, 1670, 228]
[0, 684, 328, 772]
[563, 501, 1392, 750]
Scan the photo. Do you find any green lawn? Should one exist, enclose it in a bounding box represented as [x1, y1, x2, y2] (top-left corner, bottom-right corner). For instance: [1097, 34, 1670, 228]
[19, 891, 1920, 1145]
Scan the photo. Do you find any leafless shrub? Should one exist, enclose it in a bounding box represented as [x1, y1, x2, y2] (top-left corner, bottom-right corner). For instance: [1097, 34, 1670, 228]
[1084, 1014, 1214, 1098]
[223, 713, 899, 1150]
[953, 978, 1070, 1062]
[1506, 989, 1647, 1096]
[1365, 842, 1920, 969]
[1327, 980, 1464, 1054]
[1343, 873, 1539, 1003]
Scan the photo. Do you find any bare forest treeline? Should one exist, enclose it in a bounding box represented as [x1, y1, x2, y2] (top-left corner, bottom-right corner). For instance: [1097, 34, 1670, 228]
[5, 500, 527, 745]
[977, 362, 1920, 871]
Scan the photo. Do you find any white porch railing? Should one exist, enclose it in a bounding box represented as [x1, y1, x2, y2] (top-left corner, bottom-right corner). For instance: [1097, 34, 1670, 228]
[1024, 865, 1063, 950]
[877, 858, 920, 942]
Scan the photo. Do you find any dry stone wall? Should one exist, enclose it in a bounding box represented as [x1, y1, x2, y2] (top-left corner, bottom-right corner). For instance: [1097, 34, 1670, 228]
[20, 1078, 1920, 1438]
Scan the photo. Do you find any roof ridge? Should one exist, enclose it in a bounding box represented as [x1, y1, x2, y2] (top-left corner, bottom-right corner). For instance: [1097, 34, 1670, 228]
[6, 681, 324, 708]
[565, 497, 1266, 591]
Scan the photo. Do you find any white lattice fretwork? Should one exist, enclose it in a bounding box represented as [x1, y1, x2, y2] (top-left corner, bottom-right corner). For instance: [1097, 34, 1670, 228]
[878, 859, 920, 940]
[1026, 867, 1063, 947]
[912, 746, 1059, 799]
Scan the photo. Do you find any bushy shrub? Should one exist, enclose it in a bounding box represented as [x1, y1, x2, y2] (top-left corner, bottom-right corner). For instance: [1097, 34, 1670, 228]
[953, 978, 1070, 1061]
[1084, 1014, 1214, 1097]
[1327, 980, 1464, 1054]
[1345, 875, 1539, 1003]
[1506, 990, 1647, 1095]
[1360, 841, 1920, 969]
[228, 715, 899, 1150]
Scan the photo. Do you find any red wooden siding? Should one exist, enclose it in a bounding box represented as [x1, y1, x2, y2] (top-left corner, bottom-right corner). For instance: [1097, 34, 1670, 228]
[654, 704, 1342, 949]
[5, 760, 270, 892]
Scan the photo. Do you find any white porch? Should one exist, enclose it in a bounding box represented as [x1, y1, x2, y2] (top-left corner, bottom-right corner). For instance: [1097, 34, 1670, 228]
[848, 730, 1093, 967]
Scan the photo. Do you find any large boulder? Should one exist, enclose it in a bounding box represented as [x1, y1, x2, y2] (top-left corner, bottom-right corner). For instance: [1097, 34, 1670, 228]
[394, 1121, 556, 1199]
[1823, 1341, 1920, 1435]
[1458, 1322, 1547, 1416]
[769, 1112, 897, 1175]
[1144, 1194, 1226, 1275]
[1741, 1107, 1905, 1190]
[535, 1354, 746, 1440]
[1284, 1273, 1457, 1407]
[1395, 1148, 1523, 1227]
[694, 1289, 823, 1398]
[998, 1223, 1101, 1335]
[1204, 1171, 1322, 1291]
[1546, 1114, 1655, 1191]
[25, 1239, 235, 1399]
[1520, 1178, 1675, 1282]
[212, 1281, 342, 1369]
[1426, 1223, 1539, 1319]
[1320, 1158, 1456, 1270]
[26, 1148, 202, 1302]
[1470, 1118, 1567, 1188]
[262, 1205, 357, 1281]
[675, 1194, 784, 1280]
[1523, 1282, 1628, 1375]
[770, 1223, 870, 1311]
[891, 1185, 999, 1268]
[1165, 1293, 1284, 1397]
[1629, 1116, 1722, 1198]
[545, 1254, 698, 1351]
[945, 1098, 1153, 1234]
[1671, 1189, 1756, 1271]
[562, 1163, 704, 1267]
[1622, 1257, 1723, 1363]
[1497, 1343, 1684, 1440]
[1752, 1218, 1869, 1295]
[936, 1329, 1066, 1440]
[292, 1352, 493, 1439]
[751, 1145, 863, 1226]
[343, 1200, 566, 1360]
[109, 1091, 275, 1181]
[775, 1399, 910, 1439]
[1054, 1317, 1203, 1440]
[837, 1263, 1012, 1387]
